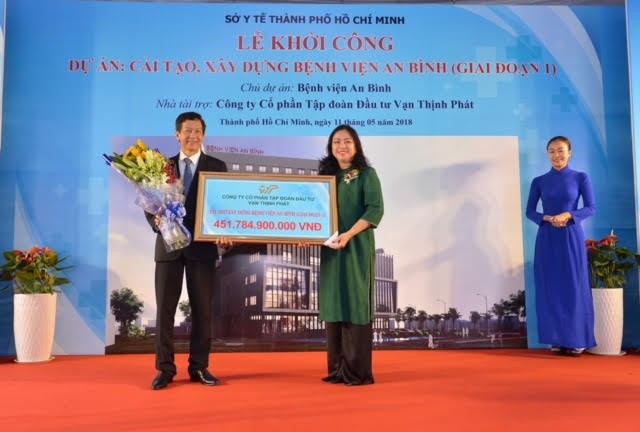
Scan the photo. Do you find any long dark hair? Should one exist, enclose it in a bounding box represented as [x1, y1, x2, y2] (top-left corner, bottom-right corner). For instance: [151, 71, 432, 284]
[318, 124, 370, 175]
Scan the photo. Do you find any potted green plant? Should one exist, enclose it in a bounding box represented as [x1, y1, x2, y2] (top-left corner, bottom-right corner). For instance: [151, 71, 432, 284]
[586, 231, 640, 288]
[585, 231, 640, 355]
[1, 246, 71, 362]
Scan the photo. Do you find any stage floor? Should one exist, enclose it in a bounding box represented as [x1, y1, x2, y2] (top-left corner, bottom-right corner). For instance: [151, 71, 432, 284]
[1, 349, 638, 431]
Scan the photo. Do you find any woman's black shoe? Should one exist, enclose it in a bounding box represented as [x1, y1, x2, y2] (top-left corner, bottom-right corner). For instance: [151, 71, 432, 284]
[321, 375, 344, 384]
[566, 348, 584, 357]
[344, 378, 374, 386]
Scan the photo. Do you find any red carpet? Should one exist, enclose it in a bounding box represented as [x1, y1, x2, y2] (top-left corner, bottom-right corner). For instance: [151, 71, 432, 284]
[1, 349, 638, 431]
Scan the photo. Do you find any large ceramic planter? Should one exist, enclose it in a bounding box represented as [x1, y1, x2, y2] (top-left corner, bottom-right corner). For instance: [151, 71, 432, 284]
[588, 288, 624, 356]
[13, 293, 58, 363]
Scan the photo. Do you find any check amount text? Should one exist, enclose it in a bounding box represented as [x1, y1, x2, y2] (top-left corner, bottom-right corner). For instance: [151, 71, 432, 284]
[214, 220, 323, 231]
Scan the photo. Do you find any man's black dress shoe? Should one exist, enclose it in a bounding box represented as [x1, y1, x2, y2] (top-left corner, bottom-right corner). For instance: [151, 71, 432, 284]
[151, 372, 174, 390]
[321, 375, 344, 384]
[189, 369, 221, 386]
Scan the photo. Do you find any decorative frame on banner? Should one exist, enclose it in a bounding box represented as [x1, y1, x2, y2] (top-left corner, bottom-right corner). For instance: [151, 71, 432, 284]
[194, 172, 338, 244]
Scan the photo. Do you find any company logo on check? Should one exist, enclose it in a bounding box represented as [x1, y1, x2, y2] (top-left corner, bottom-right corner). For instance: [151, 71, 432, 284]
[259, 184, 280, 195]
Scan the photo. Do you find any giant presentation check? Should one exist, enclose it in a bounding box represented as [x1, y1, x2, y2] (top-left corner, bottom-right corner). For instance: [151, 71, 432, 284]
[194, 172, 338, 244]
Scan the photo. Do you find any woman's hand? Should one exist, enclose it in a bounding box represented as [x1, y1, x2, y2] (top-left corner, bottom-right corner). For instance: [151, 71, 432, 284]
[548, 212, 572, 227]
[333, 232, 353, 249]
[329, 219, 371, 248]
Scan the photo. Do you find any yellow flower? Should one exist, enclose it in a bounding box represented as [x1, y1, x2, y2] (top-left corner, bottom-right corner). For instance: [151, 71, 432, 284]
[103, 139, 175, 188]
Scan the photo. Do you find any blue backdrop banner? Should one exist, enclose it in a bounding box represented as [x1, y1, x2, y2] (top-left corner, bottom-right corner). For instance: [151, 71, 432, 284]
[0, 1, 634, 354]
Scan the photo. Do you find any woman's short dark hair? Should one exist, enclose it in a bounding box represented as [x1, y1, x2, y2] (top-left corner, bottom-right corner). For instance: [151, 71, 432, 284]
[318, 124, 370, 175]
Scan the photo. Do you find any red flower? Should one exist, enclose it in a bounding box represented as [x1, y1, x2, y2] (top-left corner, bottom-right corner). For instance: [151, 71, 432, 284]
[598, 234, 619, 248]
[164, 160, 177, 185]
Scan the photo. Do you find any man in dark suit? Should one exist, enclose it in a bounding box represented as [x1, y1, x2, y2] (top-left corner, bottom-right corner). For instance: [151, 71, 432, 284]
[147, 112, 228, 390]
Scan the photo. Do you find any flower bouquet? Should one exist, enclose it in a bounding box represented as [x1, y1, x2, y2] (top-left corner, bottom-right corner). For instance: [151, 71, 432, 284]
[103, 139, 191, 252]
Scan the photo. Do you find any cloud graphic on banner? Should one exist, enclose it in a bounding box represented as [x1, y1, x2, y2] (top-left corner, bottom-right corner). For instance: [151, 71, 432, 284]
[510, 6, 606, 150]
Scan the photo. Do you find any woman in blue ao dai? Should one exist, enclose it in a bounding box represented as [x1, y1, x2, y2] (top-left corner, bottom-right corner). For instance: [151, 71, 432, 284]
[525, 136, 596, 357]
